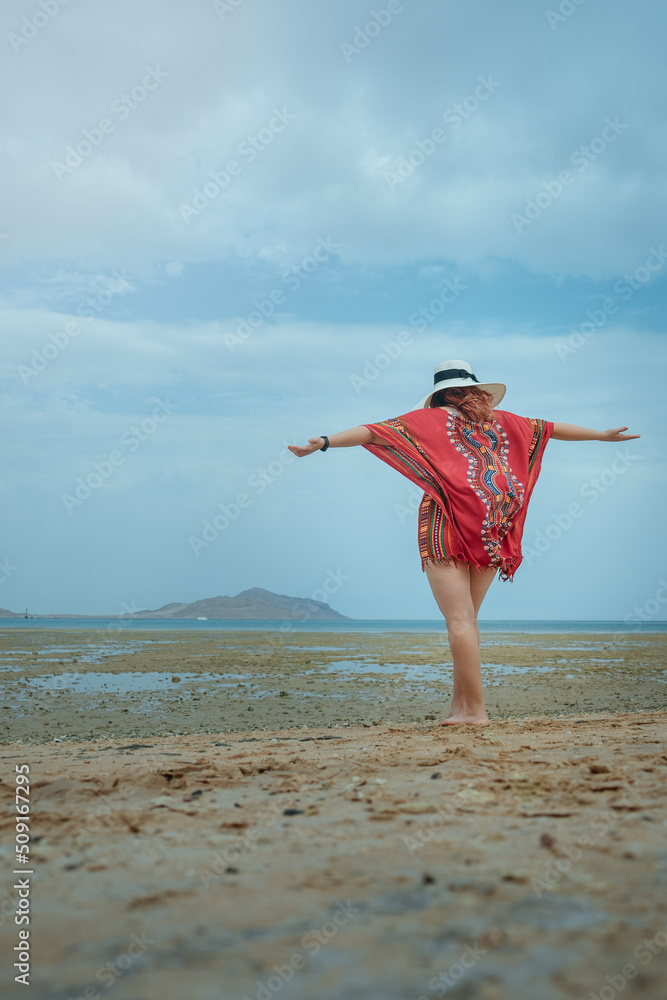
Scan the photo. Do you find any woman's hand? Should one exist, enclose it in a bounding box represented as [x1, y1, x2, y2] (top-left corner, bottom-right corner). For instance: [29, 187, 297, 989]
[552, 422, 641, 442]
[288, 437, 325, 458]
[599, 426, 641, 442]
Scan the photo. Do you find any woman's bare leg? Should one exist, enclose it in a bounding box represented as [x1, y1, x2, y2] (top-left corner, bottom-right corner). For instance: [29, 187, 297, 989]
[450, 563, 497, 713]
[470, 563, 497, 640]
[424, 559, 497, 725]
[425, 560, 485, 722]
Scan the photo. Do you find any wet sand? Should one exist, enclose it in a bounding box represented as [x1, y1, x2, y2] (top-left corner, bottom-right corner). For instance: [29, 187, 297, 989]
[1, 630, 666, 999]
[1, 629, 665, 741]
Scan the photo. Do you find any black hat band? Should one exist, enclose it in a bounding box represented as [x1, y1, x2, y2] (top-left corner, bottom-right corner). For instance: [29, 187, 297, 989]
[433, 368, 480, 386]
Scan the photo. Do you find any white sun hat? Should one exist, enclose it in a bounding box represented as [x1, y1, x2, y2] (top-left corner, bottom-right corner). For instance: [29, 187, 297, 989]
[415, 359, 506, 409]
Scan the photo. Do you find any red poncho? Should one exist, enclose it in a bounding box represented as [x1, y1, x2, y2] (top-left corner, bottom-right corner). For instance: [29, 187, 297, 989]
[362, 407, 554, 582]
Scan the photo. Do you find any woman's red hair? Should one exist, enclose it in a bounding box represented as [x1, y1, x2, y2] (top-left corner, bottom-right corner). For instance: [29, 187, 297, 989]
[429, 385, 497, 424]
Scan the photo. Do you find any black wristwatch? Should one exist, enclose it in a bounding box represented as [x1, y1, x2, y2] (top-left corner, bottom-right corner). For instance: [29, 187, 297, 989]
[320, 435, 330, 452]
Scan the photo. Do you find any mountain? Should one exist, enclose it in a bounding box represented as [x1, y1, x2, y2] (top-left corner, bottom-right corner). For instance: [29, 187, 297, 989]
[6, 588, 351, 621]
[126, 587, 350, 620]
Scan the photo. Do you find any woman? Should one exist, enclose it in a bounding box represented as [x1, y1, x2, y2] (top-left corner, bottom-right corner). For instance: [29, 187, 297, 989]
[288, 360, 640, 727]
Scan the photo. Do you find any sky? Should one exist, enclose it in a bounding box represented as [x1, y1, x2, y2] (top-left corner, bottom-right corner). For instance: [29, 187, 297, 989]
[1, 0, 665, 621]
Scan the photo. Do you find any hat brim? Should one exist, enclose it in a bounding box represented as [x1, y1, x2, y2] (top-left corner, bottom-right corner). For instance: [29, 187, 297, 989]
[415, 381, 506, 410]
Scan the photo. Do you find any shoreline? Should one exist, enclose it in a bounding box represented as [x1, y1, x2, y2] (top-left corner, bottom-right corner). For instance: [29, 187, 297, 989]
[2, 619, 666, 633]
[1, 629, 665, 744]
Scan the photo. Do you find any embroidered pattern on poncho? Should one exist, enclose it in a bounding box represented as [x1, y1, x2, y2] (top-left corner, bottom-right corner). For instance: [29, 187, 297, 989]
[446, 418, 525, 566]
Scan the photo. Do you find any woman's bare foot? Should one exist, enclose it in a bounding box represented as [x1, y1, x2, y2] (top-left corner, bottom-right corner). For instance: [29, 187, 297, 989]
[438, 711, 490, 726]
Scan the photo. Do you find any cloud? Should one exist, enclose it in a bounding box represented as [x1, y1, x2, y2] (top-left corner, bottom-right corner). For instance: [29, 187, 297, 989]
[2, 314, 662, 615]
[0, 0, 664, 279]
[1, 0, 664, 616]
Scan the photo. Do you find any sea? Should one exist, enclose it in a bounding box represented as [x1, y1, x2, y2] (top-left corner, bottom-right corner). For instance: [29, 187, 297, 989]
[1, 619, 665, 634]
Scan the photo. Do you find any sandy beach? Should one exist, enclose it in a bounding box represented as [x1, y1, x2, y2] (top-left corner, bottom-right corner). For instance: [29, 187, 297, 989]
[1, 629, 666, 999]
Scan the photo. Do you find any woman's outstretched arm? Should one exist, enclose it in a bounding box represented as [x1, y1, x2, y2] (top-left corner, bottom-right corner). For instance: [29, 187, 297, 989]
[288, 425, 384, 458]
[551, 422, 640, 442]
